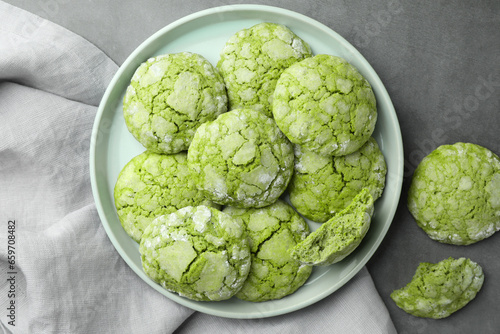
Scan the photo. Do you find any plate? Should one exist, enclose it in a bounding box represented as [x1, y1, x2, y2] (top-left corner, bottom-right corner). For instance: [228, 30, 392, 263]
[90, 4, 403, 319]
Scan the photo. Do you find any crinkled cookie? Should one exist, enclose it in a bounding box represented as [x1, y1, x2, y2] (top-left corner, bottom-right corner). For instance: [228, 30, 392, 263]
[289, 137, 386, 223]
[187, 108, 294, 208]
[223, 200, 312, 302]
[291, 188, 374, 266]
[408, 142, 500, 245]
[114, 151, 218, 242]
[123, 52, 227, 153]
[272, 54, 377, 157]
[217, 22, 312, 117]
[139, 206, 251, 301]
[390, 257, 484, 319]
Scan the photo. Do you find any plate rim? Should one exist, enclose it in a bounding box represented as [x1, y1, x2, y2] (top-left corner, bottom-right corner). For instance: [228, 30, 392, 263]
[89, 3, 404, 319]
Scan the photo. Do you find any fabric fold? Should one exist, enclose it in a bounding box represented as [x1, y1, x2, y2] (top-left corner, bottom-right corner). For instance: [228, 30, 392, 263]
[175, 267, 395, 334]
[0, 1, 116, 106]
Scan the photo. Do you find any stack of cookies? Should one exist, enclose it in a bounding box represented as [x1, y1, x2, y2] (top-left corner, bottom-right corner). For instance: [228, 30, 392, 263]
[114, 22, 387, 302]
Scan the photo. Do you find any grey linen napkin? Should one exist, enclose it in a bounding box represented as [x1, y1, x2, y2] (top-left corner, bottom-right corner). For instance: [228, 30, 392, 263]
[0, 2, 396, 333]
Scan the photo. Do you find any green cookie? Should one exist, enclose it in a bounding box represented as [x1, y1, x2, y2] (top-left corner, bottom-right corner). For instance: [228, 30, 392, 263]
[113, 151, 218, 242]
[217, 22, 312, 117]
[291, 188, 374, 266]
[223, 200, 312, 302]
[187, 108, 294, 208]
[391, 257, 484, 319]
[139, 206, 251, 301]
[273, 54, 377, 157]
[123, 52, 227, 154]
[289, 137, 386, 223]
[408, 142, 500, 245]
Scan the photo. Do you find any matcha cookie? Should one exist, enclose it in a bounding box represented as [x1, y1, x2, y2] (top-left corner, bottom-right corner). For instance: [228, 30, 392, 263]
[187, 108, 294, 208]
[291, 188, 374, 266]
[390, 257, 484, 319]
[139, 206, 251, 301]
[223, 200, 312, 302]
[217, 22, 312, 117]
[114, 151, 218, 242]
[408, 142, 500, 245]
[273, 54, 377, 157]
[289, 137, 386, 223]
[123, 52, 227, 153]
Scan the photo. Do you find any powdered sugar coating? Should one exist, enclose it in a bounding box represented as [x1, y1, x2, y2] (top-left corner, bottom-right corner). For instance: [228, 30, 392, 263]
[113, 151, 218, 242]
[289, 137, 386, 223]
[223, 200, 312, 302]
[408, 142, 500, 245]
[217, 22, 312, 117]
[391, 257, 484, 319]
[272, 54, 377, 157]
[139, 206, 251, 301]
[187, 108, 294, 208]
[123, 52, 227, 154]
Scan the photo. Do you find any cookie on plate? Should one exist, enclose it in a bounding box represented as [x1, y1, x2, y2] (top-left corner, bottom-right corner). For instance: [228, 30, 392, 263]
[113, 151, 218, 242]
[123, 52, 227, 154]
[217, 22, 312, 117]
[408, 142, 500, 245]
[289, 137, 386, 223]
[390, 257, 484, 319]
[290, 188, 374, 266]
[273, 54, 377, 157]
[223, 200, 312, 302]
[139, 206, 251, 301]
[187, 108, 294, 208]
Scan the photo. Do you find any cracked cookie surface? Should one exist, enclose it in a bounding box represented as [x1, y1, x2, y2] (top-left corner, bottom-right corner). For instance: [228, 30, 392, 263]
[139, 206, 251, 301]
[217, 22, 312, 117]
[291, 188, 374, 266]
[187, 108, 294, 208]
[289, 137, 386, 223]
[123, 52, 227, 153]
[113, 151, 218, 243]
[272, 54, 377, 157]
[408, 142, 500, 245]
[390, 257, 484, 319]
[223, 200, 312, 302]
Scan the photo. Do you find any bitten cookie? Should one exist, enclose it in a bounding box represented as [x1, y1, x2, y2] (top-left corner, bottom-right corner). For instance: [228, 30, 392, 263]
[187, 108, 294, 208]
[390, 257, 484, 319]
[273, 54, 377, 157]
[223, 200, 312, 302]
[289, 137, 386, 223]
[139, 206, 251, 301]
[217, 22, 312, 117]
[113, 151, 218, 242]
[123, 52, 227, 153]
[291, 188, 374, 266]
[408, 142, 500, 245]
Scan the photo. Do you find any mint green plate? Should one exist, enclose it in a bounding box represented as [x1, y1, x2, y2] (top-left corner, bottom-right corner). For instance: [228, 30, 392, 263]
[90, 4, 403, 319]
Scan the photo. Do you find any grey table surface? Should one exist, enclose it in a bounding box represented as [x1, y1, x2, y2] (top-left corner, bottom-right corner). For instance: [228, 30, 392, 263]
[4, 0, 499, 333]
